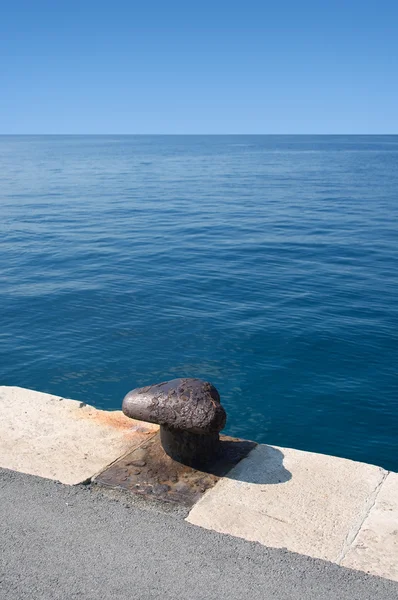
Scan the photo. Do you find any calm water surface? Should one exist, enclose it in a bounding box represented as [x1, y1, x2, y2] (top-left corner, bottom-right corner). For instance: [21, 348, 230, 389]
[1, 135, 397, 470]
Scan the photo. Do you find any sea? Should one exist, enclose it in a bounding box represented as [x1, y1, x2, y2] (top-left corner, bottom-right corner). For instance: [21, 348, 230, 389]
[1, 135, 397, 471]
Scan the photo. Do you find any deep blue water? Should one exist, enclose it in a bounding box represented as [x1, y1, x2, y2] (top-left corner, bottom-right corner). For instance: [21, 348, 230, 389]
[1, 135, 397, 471]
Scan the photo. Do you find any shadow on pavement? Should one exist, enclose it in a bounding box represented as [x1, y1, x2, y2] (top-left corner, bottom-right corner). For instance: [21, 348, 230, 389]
[222, 443, 292, 485]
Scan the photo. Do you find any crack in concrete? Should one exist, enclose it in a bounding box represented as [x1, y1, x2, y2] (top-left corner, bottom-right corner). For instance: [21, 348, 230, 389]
[336, 469, 389, 564]
[257, 510, 288, 524]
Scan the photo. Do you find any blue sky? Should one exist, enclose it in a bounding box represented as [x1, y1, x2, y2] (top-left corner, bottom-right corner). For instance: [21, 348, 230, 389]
[1, 0, 397, 133]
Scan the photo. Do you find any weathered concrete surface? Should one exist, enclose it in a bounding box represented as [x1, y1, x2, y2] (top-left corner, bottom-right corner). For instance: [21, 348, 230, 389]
[2, 468, 398, 600]
[0, 386, 158, 484]
[187, 444, 391, 572]
[342, 472, 398, 581]
[2, 385, 398, 583]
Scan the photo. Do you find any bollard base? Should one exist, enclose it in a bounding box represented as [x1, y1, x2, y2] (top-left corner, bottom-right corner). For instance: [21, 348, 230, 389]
[160, 426, 220, 468]
[94, 432, 256, 507]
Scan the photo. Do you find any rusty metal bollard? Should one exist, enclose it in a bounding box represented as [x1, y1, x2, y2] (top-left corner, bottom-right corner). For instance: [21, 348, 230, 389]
[122, 378, 227, 468]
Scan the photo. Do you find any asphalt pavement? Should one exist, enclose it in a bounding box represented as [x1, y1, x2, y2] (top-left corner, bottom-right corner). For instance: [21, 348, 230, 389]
[1, 468, 397, 600]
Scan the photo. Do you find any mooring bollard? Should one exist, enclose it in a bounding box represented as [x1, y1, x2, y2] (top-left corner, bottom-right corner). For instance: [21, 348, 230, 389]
[122, 378, 227, 468]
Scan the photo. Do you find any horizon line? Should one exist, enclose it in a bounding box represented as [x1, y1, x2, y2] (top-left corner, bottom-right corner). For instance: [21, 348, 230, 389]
[1, 133, 397, 136]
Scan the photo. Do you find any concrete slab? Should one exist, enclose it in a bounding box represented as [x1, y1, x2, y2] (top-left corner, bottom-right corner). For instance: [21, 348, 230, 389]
[186, 444, 387, 564]
[341, 472, 398, 581]
[0, 386, 158, 485]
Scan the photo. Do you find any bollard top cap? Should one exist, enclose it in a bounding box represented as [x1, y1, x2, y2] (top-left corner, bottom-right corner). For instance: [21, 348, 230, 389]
[122, 378, 226, 434]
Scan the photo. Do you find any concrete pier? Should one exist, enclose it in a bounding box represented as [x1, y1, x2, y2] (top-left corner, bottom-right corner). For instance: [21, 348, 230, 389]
[1, 385, 397, 584]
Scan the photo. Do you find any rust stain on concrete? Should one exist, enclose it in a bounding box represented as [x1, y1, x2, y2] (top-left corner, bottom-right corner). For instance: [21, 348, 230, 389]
[71, 406, 159, 438]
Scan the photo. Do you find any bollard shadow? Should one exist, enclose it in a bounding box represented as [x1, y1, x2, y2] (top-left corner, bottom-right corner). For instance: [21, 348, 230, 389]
[207, 440, 292, 485]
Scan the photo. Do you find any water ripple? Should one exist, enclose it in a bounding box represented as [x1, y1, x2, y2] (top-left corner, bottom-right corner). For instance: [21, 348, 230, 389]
[1, 135, 397, 470]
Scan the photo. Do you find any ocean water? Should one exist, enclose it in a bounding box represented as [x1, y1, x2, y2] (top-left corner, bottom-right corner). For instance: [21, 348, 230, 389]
[1, 135, 397, 471]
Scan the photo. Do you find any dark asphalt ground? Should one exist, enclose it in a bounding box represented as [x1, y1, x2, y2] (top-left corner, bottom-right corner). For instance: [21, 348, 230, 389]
[1, 468, 397, 600]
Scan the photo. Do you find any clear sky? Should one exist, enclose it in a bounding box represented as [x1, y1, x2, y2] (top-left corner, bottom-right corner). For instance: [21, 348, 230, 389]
[1, 0, 397, 134]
